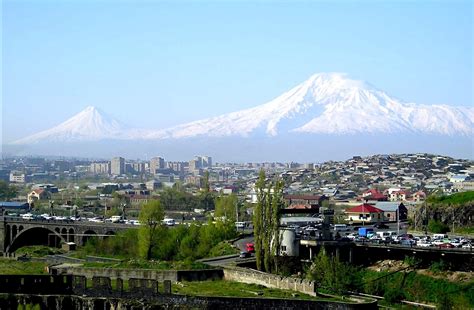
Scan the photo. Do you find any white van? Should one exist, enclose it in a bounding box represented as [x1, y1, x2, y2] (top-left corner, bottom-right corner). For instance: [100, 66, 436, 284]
[334, 224, 350, 232]
[110, 216, 121, 223]
[376, 231, 391, 239]
[433, 233, 448, 240]
[235, 222, 246, 229]
[163, 218, 175, 226]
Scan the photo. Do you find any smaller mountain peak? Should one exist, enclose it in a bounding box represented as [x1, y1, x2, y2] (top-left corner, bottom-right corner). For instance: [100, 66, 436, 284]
[306, 72, 374, 91]
[83, 106, 99, 113]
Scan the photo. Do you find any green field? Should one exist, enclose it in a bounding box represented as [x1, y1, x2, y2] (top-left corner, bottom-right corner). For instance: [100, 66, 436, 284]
[0, 258, 48, 275]
[172, 279, 332, 301]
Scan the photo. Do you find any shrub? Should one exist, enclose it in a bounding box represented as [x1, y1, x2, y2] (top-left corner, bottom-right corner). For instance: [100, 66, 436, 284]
[427, 220, 450, 233]
[384, 287, 405, 303]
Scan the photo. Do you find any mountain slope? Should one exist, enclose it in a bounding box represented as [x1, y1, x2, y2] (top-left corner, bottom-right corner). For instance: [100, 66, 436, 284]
[12, 73, 473, 145]
[141, 73, 473, 139]
[13, 106, 127, 144]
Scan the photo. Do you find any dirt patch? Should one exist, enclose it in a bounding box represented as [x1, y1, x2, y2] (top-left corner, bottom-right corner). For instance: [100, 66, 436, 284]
[417, 269, 474, 283]
[368, 260, 474, 283]
[367, 260, 408, 272]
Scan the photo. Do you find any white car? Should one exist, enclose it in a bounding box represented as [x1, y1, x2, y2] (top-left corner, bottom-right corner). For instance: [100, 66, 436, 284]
[461, 243, 472, 249]
[40, 213, 52, 220]
[416, 240, 432, 247]
[21, 213, 34, 220]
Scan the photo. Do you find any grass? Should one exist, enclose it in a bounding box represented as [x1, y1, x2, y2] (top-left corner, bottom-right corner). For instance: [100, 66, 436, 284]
[0, 258, 48, 275]
[172, 279, 333, 301]
[15, 246, 64, 258]
[82, 259, 211, 270]
[426, 191, 474, 206]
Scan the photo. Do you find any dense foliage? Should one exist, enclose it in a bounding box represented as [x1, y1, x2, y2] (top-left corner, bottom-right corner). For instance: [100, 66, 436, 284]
[427, 219, 450, 233]
[361, 269, 474, 308]
[306, 248, 360, 294]
[82, 220, 237, 262]
[0, 180, 18, 201]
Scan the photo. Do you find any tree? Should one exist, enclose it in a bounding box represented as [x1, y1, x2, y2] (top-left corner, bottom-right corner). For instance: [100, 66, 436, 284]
[253, 170, 285, 273]
[214, 194, 238, 221]
[0, 181, 17, 201]
[138, 200, 165, 260]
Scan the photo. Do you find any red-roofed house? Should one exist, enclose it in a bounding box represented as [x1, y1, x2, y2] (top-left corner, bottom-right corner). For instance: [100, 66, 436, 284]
[389, 190, 410, 201]
[412, 191, 426, 202]
[345, 203, 384, 224]
[361, 189, 387, 201]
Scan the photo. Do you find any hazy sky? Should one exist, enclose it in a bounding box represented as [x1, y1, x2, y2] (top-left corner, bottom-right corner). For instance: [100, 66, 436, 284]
[3, 0, 473, 142]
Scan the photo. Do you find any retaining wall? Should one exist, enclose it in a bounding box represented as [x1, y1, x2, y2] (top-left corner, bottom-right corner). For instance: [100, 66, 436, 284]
[224, 266, 317, 296]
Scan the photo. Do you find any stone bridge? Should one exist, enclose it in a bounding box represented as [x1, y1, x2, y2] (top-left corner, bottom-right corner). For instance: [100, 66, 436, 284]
[0, 216, 130, 253]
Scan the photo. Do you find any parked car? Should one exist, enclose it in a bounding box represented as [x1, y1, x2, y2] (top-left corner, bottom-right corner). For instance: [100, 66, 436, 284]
[239, 251, 251, 258]
[246, 243, 255, 253]
[461, 243, 472, 249]
[373, 223, 389, 229]
[438, 243, 454, 249]
[416, 240, 432, 247]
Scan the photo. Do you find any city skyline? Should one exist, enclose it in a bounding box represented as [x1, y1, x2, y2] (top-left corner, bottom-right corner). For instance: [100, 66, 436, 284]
[3, 1, 472, 143]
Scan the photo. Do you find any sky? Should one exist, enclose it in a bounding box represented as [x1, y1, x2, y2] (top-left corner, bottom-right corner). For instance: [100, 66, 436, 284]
[2, 0, 473, 143]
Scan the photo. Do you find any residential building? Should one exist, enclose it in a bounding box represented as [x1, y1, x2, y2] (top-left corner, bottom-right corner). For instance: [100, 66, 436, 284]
[27, 189, 51, 205]
[110, 157, 125, 175]
[345, 203, 384, 224]
[375, 202, 407, 222]
[150, 157, 165, 175]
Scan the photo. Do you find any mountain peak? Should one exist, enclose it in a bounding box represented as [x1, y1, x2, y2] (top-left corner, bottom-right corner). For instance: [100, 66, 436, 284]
[12, 106, 127, 144]
[305, 72, 375, 92]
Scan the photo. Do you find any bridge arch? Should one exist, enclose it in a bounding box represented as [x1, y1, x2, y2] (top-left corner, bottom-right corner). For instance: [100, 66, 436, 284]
[7, 227, 65, 253]
[68, 228, 75, 242]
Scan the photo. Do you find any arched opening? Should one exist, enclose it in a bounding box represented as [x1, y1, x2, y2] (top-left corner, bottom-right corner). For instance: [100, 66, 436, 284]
[18, 226, 24, 232]
[68, 228, 75, 242]
[5, 225, 11, 244]
[61, 228, 67, 241]
[8, 227, 64, 252]
[12, 225, 17, 239]
[104, 231, 115, 239]
[55, 227, 60, 234]
[82, 230, 97, 245]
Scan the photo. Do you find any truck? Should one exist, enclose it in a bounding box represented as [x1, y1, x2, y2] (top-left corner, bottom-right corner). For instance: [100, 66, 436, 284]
[358, 227, 374, 237]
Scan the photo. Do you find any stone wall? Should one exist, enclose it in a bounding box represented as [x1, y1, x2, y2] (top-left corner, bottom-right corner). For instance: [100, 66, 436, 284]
[224, 266, 317, 296]
[52, 266, 223, 282]
[0, 293, 378, 310]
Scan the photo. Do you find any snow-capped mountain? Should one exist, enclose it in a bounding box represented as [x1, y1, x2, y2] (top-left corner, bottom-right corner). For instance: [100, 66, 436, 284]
[12, 73, 473, 145]
[141, 73, 473, 139]
[13, 106, 128, 144]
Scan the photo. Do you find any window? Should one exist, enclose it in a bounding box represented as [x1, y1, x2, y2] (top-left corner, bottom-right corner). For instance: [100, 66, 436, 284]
[281, 246, 287, 251]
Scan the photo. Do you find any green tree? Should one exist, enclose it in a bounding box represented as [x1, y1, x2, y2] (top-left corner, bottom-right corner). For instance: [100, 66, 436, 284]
[138, 200, 165, 260]
[253, 170, 285, 273]
[214, 194, 238, 221]
[0, 181, 18, 201]
[306, 247, 360, 294]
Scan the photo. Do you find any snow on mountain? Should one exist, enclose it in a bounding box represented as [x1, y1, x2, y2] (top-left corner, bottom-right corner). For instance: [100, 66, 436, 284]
[142, 73, 473, 138]
[12, 73, 473, 144]
[13, 106, 128, 144]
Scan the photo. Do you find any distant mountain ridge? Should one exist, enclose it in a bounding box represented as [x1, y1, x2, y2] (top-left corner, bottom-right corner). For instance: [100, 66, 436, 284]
[11, 73, 473, 144]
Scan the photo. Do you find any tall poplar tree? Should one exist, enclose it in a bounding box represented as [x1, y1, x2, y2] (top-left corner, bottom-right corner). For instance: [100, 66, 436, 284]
[253, 170, 285, 273]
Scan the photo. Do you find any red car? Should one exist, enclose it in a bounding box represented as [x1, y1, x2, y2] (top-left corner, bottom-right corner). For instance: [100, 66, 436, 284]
[439, 243, 454, 249]
[246, 243, 255, 253]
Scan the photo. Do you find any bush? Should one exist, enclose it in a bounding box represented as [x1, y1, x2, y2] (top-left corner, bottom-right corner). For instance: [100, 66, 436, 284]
[427, 220, 450, 233]
[429, 260, 449, 273]
[384, 287, 405, 303]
